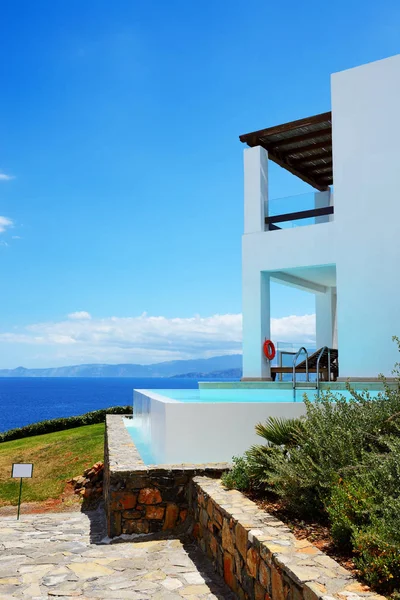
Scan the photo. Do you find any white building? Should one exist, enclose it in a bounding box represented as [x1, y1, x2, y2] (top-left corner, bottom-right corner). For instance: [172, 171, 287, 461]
[241, 54, 400, 381]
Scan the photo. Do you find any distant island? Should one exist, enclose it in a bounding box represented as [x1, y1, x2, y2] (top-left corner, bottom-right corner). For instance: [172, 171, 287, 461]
[0, 354, 242, 378]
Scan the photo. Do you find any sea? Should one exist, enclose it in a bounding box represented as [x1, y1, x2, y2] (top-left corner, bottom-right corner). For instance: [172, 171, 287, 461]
[0, 377, 202, 433]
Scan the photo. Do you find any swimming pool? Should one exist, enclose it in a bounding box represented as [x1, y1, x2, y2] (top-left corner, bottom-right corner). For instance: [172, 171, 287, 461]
[133, 387, 362, 402]
[124, 387, 381, 465]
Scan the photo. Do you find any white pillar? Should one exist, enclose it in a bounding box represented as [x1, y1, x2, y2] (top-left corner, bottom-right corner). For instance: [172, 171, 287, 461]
[244, 146, 268, 233]
[315, 287, 336, 349]
[242, 270, 271, 380]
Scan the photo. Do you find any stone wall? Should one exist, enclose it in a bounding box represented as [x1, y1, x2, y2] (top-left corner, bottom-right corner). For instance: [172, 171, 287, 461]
[104, 415, 229, 538]
[105, 416, 386, 600]
[190, 476, 384, 600]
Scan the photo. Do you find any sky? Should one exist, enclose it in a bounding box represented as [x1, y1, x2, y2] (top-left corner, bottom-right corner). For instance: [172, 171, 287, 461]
[0, 0, 399, 368]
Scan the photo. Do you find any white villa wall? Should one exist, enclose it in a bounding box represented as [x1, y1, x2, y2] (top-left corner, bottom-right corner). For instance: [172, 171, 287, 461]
[332, 55, 400, 377]
[242, 54, 400, 380]
[315, 288, 336, 350]
[242, 210, 336, 379]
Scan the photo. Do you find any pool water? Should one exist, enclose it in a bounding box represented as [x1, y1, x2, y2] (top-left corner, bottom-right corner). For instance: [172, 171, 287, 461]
[124, 417, 156, 464]
[140, 388, 380, 403]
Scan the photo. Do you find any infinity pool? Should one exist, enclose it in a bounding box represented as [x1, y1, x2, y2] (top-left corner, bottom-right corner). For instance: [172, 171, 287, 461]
[125, 387, 381, 465]
[133, 387, 379, 403]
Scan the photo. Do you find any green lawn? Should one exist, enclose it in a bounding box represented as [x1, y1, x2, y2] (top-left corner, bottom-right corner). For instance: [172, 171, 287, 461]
[0, 423, 105, 506]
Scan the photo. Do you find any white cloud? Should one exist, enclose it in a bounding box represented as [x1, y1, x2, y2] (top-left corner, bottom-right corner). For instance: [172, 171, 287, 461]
[0, 173, 14, 181]
[0, 312, 315, 365]
[271, 314, 315, 344]
[68, 311, 92, 320]
[0, 216, 13, 233]
[11, 235, 22, 240]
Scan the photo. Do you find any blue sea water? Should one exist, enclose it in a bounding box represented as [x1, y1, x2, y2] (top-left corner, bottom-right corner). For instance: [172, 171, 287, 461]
[0, 377, 200, 433]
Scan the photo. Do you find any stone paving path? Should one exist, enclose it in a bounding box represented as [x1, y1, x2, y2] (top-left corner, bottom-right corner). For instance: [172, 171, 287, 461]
[0, 509, 236, 599]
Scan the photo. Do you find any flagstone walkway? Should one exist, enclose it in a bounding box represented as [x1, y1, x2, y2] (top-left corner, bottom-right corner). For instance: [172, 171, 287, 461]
[0, 509, 235, 599]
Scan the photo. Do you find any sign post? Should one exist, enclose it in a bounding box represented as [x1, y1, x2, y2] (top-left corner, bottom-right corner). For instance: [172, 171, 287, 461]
[11, 463, 33, 520]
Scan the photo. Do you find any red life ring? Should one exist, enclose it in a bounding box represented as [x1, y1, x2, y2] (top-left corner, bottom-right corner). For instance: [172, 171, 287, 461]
[263, 339, 276, 361]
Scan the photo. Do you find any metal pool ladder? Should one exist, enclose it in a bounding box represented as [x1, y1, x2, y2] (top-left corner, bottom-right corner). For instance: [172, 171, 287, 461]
[316, 346, 331, 397]
[293, 346, 332, 400]
[292, 347, 309, 400]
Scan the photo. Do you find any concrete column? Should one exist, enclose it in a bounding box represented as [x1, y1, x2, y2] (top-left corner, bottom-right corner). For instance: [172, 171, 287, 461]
[242, 270, 271, 380]
[316, 287, 336, 349]
[244, 146, 268, 234]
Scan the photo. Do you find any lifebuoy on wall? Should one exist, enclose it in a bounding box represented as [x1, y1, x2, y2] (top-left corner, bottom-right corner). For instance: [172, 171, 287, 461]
[263, 339, 276, 361]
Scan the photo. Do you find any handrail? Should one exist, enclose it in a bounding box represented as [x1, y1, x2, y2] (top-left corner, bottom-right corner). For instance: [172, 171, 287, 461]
[292, 347, 309, 400]
[266, 206, 334, 230]
[316, 346, 331, 396]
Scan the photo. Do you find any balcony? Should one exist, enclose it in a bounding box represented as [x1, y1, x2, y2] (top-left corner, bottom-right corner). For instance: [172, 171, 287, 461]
[265, 190, 333, 231]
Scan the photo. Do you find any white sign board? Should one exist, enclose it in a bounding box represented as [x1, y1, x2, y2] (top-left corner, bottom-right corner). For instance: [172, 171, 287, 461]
[12, 463, 33, 478]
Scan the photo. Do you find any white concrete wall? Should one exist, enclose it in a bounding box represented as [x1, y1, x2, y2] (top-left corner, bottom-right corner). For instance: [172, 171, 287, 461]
[242, 270, 271, 379]
[164, 401, 306, 464]
[332, 54, 400, 377]
[134, 390, 307, 464]
[242, 222, 336, 379]
[244, 146, 268, 234]
[316, 287, 336, 349]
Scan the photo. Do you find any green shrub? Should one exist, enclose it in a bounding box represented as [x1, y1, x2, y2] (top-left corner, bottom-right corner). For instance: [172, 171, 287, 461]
[222, 456, 251, 491]
[244, 443, 281, 491]
[353, 527, 400, 593]
[262, 385, 400, 516]
[0, 405, 132, 443]
[222, 338, 400, 592]
[255, 416, 305, 447]
[225, 339, 400, 592]
[222, 445, 282, 493]
[326, 478, 372, 549]
[323, 439, 400, 592]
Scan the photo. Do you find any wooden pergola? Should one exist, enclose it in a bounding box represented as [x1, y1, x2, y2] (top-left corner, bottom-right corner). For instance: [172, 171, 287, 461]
[239, 112, 332, 192]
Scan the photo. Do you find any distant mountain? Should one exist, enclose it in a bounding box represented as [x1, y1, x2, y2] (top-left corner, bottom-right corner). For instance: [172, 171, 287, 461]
[170, 368, 242, 379]
[0, 355, 242, 378]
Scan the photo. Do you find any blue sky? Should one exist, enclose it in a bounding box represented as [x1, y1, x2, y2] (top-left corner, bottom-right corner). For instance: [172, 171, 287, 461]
[0, 0, 399, 367]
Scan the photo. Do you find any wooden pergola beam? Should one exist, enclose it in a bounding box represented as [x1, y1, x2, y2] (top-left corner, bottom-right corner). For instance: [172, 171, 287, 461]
[239, 112, 331, 144]
[289, 147, 332, 164]
[285, 140, 332, 157]
[308, 165, 332, 175]
[240, 111, 332, 189]
[296, 156, 333, 169]
[271, 128, 331, 149]
[264, 144, 328, 191]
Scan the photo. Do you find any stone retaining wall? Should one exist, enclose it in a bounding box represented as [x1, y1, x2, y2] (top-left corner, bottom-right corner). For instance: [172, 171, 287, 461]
[190, 476, 384, 600]
[104, 415, 229, 537]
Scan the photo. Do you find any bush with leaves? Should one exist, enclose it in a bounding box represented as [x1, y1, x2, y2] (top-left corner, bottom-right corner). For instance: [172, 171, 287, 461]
[223, 337, 400, 593]
[221, 456, 251, 491]
[221, 417, 301, 493]
[264, 382, 400, 515]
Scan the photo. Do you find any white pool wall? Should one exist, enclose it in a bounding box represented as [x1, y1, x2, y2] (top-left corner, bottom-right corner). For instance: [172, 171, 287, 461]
[133, 390, 307, 464]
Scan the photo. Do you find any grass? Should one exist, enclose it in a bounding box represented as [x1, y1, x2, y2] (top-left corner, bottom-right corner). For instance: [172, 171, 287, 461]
[0, 423, 105, 506]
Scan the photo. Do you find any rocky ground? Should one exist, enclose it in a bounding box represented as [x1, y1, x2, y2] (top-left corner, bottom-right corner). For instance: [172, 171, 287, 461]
[0, 508, 236, 599]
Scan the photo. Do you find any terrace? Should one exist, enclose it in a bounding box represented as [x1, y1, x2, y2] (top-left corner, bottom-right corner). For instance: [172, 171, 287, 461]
[240, 112, 333, 231]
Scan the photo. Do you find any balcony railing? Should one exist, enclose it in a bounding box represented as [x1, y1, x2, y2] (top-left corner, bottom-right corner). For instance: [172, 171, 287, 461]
[265, 191, 333, 230]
